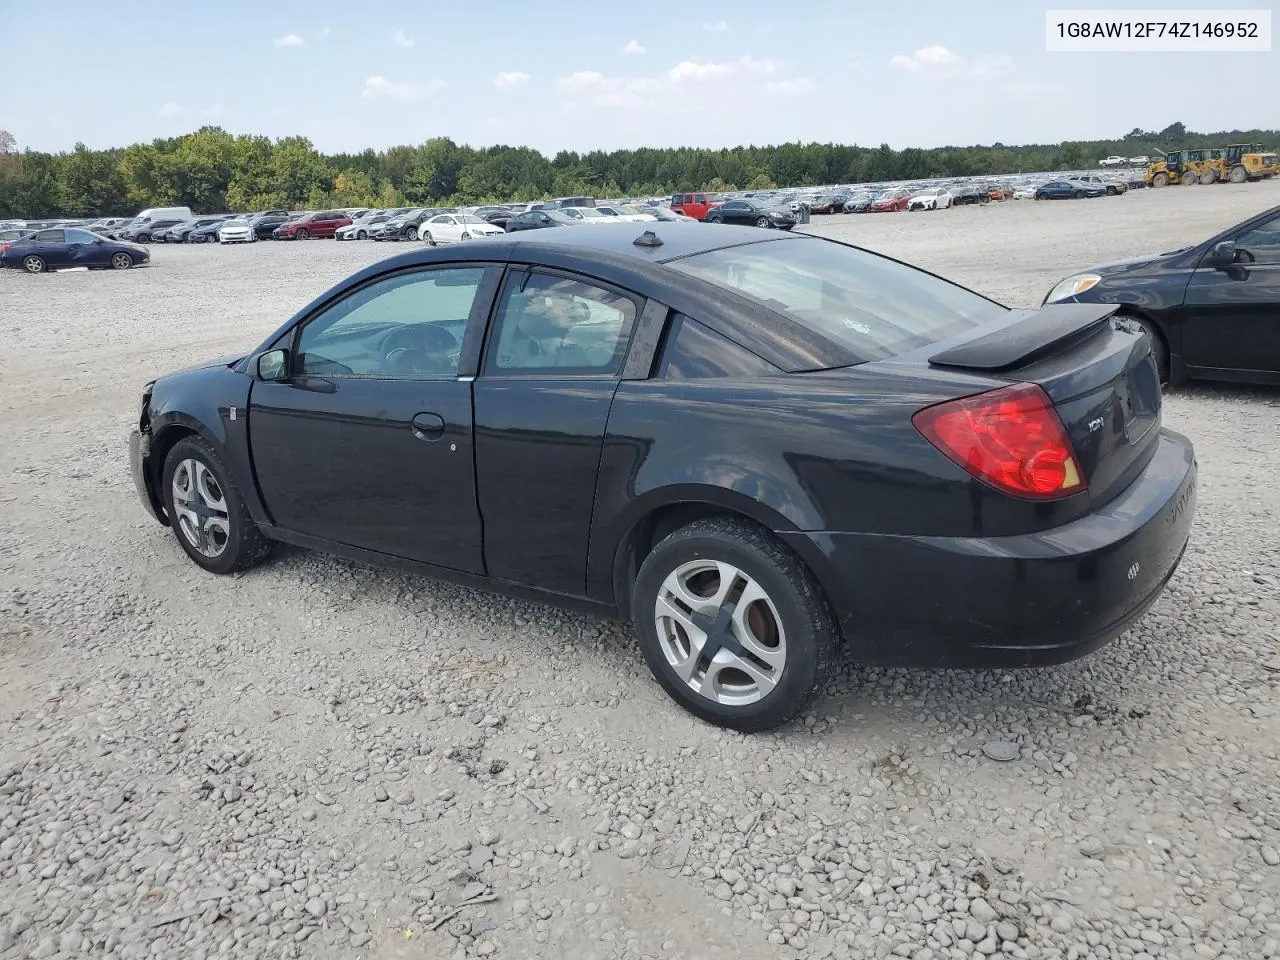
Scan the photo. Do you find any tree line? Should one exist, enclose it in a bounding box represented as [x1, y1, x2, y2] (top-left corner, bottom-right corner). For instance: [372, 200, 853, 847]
[0, 122, 1275, 219]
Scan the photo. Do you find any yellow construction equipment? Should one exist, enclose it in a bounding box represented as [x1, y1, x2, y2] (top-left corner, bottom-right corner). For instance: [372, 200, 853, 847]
[1146, 151, 1189, 187]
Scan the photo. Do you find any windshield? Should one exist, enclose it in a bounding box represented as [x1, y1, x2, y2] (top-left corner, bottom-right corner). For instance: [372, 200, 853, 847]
[668, 237, 1004, 362]
[457, 215, 486, 224]
[574, 208, 607, 218]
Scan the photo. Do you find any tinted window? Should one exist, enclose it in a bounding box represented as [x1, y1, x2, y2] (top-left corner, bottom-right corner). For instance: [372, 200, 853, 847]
[669, 237, 1004, 363]
[34, 229, 65, 243]
[295, 267, 488, 379]
[1236, 215, 1280, 252]
[657, 314, 779, 379]
[722, 201, 747, 211]
[485, 271, 637, 375]
[65, 229, 100, 243]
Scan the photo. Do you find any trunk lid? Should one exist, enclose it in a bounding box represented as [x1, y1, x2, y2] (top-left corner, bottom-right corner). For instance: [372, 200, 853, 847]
[925, 304, 1162, 506]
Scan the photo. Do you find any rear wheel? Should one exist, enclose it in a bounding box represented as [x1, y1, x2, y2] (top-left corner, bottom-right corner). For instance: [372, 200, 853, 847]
[1180, 171, 1197, 185]
[161, 436, 272, 575]
[23, 255, 46, 274]
[110, 252, 134, 270]
[1133, 317, 1169, 383]
[632, 517, 837, 732]
[138, 233, 152, 243]
[356, 229, 367, 240]
[421, 231, 435, 245]
[1199, 168, 1217, 185]
[1229, 165, 1247, 184]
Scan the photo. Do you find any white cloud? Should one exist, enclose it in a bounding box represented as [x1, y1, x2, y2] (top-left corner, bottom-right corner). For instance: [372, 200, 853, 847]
[766, 77, 814, 95]
[556, 71, 661, 107]
[273, 33, 304, 47]
[320, 26, 331, 37]
[199, 102, 226, 118]
[667, 55, 781, 82]
[158, 102, 183, 118]
[889, 45, 1012, 79]
[622, 39, 646, 54]
[361, 76, 445, 100]
[703, 20, 730, 32]
[494, 70, 531, 89]
[393, 29, 414, 48]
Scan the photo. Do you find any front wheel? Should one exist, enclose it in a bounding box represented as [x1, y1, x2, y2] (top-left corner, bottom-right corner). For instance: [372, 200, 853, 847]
[295, 228, 309, 240]
[755, 216, 769, 228]
[632, 517, 837, 733]
[110, 252, 134, 270]
[460, 232, 471, 241]
[161, 436, 272, 575]
[356, 230, 367, 240]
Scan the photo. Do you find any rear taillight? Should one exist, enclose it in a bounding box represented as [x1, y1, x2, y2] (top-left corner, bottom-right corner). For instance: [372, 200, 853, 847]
[0, 243, 10, 254]
[912, 383, 1085, 500]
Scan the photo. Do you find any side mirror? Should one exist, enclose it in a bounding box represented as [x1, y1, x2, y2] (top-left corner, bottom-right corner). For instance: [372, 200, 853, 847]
[255, 349, 289, 381]
[1209, 240, 1237, 267]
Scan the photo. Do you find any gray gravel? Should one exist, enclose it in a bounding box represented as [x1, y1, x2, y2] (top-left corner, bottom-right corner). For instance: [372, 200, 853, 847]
[2, 182, 1279, 959]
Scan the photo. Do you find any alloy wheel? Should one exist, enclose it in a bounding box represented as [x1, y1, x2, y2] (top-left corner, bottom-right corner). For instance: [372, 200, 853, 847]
[23, 256, 46, 273]
[171, 458, 231, 558]
[654, 559, 787, 707]
[111, 253, 133, 269]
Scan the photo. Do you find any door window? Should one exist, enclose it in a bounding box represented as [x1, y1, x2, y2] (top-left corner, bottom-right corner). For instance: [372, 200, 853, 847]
[485, 271, 638, 375]
[34, 229, 65, 243]
[294, 267, 489, 379]
[65, 229, 99, 243]
[1235, 216, 1280, 262]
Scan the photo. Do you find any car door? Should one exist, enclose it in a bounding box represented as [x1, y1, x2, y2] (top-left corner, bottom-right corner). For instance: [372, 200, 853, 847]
[1181, 212, 1280, 378]
[31, 229, 70, 266]
[64, 228, 107, 266]
[718, 201, 745, 224]
[247, 264, 501, 571]
[425, 215, 456, 242]
[471, 267, 642, 595]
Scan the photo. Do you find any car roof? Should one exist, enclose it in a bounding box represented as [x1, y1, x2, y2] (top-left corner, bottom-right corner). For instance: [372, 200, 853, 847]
[496, 221, 796, 262]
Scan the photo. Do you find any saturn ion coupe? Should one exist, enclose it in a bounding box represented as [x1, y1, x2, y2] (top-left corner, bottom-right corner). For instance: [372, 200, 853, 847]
[127, 224, 1196, 731]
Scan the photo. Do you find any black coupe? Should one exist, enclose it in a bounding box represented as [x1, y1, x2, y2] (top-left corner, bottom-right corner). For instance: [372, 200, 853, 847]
[128, 224, 1196, 731]
[1044, 203, 1280, 385]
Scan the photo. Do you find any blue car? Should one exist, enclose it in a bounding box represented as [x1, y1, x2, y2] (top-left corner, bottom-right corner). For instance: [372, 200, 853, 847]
[0, 226, 150, 273]
[1035, 179, 1107, 200]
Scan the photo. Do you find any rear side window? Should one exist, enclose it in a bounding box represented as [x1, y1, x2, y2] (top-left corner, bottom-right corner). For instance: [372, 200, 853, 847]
[669, 237, 1005, 363]
[656, 314, 779, 379]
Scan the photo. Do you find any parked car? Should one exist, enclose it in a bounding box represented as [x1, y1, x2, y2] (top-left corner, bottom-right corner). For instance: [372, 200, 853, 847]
[126, 222, 1196, 732]
[248, 212, 294, 239]
[1099, 156, 1128, 167]
[703, 198, 797, 228]
[842, 193, 875, 213]
[477, 209, 516, 229]
[869, 190, 911, 212]
[1, 227, 149, 272]
[635, 205, 695, 222]
[1043, 202, 1280, 385]
[670, 193, 724, 220]
[907, 188, 954, 211]
[808, 194, 851, 215]
[504, 209, 581, 231]
[336, 213, 390, 241]
[0, 228, 32, 244]
[168, 217, 229, 243]
[1013, 186, 1037, 200]
[593, 205, 657, 223]
[418, 213, 506, 244]
[1035, 180, 1107, 200]
[559, 207, 618, 225]
[1073, 174, 1128, 195]
[275, 211, 352, 240]
[951, 184, 990, 206]
[217, 219, 256, 244]
[187, 220, 228, 243]
[987, 184, 1014, 202]
[120, 219, 184, 243]
[380, 209, 451, 242]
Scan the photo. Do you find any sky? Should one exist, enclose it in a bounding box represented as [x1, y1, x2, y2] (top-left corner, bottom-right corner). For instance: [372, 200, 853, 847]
[3, 0, 1276, 156]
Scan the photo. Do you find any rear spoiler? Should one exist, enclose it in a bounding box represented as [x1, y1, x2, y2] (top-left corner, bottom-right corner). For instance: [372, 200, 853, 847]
[928, 303, 1120, 372]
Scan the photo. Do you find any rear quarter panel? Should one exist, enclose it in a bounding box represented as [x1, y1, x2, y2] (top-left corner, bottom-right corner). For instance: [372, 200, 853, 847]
[584, 368, 1092, 604]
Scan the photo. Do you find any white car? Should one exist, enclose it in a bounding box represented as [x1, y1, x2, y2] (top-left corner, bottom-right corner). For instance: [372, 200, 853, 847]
[1012, 186, 1037, 200]
[417, 213, 505, 244]
[217, 220, 255, 244]
[906, 188, 953, 211]
[1129, 156, 1151, 166]
[1098, 156, 1128, 167]
[558, 207, 616, 225]
[592, 204, 657, 222]
[336, 215, 388, 240]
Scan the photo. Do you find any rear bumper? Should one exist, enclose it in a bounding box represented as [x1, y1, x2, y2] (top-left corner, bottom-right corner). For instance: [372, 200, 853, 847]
[781, 428, 1197, 668]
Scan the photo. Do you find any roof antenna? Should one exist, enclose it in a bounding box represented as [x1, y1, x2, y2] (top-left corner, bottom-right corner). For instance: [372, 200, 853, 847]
[633, 230, 663, 248]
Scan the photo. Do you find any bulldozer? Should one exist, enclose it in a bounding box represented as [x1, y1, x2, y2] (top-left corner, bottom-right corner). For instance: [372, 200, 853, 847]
[1146, 150, 1195, 187]
[1208, 143, 1280, 184]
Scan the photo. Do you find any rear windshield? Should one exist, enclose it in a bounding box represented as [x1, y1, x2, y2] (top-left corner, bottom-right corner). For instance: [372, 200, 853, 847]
[668, 237, 1005, 362]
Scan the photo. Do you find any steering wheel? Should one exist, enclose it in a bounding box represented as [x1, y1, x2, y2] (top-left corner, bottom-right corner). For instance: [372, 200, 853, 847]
[377, 324, 460, 376]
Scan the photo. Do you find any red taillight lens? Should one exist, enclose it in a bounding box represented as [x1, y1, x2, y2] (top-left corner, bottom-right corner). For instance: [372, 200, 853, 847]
[912, 383, 1085, 500]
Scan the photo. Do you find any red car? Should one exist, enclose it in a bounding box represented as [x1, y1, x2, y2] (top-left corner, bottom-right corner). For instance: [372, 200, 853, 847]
[274, 211, 353, 240]
[670, 192, 724, 221]
[869, 190, 910, 213]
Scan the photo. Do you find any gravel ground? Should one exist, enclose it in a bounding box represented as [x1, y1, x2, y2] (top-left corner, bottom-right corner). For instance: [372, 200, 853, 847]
[2, 182, 1279, 960]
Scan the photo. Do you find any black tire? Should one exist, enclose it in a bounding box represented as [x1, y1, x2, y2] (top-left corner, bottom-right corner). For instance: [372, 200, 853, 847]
[161, 436, 273, 575]
[110, 252, 134, 270]
[138, 233, 151, 243]
[356, 230, 367, 240]
[1180, 171, 1197, 186]
[631, 517, 838, 733]
[755, 216, 769, 228]
[295, 228, 309, 240]
[421, 231, 435, 245]
[22, 255, 46, 274]
[1229, 165, 1247, 184]
[1074, 190, 1086, 199]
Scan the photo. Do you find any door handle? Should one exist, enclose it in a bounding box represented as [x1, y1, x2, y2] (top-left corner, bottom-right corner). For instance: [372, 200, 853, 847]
[411, 412, 446, 441]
